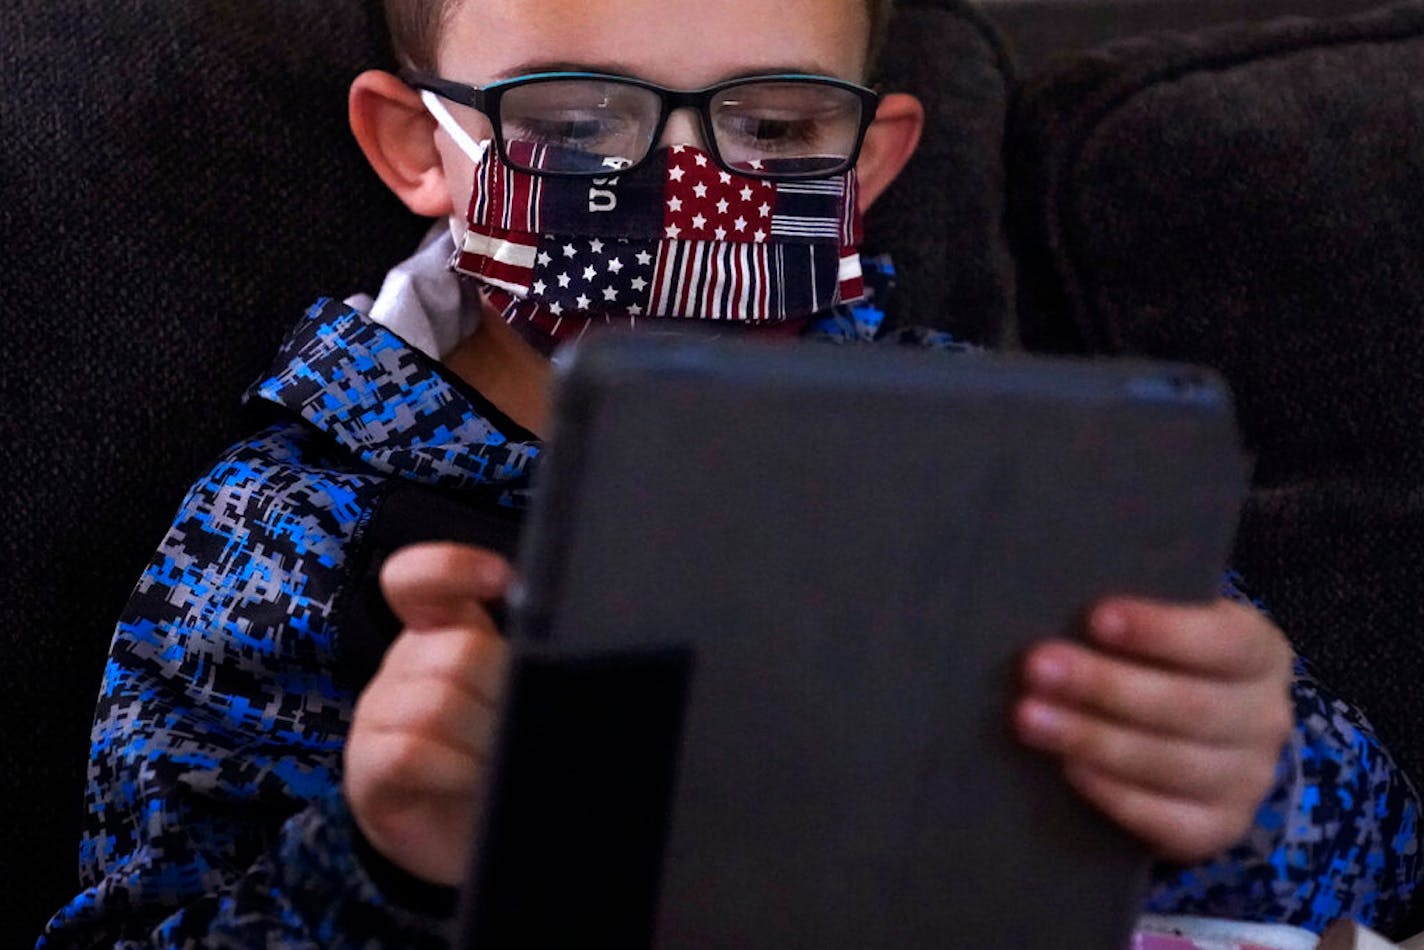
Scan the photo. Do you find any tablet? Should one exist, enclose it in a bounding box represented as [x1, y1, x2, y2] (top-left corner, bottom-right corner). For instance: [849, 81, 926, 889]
[459, 334, 1251, 949]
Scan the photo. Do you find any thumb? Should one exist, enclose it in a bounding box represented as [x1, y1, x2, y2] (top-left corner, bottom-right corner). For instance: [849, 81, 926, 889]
[379, 542, 513, 631]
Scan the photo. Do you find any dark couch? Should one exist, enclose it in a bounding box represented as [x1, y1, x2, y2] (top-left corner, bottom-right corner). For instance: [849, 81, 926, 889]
[1006, 0, 1424, 801]
[3, 0, 1421, 943]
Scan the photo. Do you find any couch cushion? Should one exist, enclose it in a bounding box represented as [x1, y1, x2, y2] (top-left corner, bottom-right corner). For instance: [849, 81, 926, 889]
[866, 0, 1016, 343]
[1007, 2, 1424, 784]
[984, 0, 1393, 76]
[1, 2, 421, 942]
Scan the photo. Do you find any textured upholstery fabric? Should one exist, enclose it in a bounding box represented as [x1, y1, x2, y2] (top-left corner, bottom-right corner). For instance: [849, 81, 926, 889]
[0, 1, 1012, 943]
[866, 0, 1017, 344]
[1007, 2, 1424, 786]
[984, 0, 1392, 75]
[1, 2, 422, 943]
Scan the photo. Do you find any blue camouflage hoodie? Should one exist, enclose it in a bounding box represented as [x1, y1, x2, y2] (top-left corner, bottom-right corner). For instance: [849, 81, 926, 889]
[41, 264, 1422, 946]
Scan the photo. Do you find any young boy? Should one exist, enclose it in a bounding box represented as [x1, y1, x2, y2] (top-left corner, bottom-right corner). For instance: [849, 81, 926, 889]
[42, 0, 1421, 945]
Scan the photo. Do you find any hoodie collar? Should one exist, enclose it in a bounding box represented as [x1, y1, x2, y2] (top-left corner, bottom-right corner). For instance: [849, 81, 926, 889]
[246, 299, 540, 505]
[244, 239, 902, 506]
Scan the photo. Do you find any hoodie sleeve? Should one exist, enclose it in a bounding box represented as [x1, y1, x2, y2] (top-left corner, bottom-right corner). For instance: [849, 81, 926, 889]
[1145, 573, 1423, 935]
[40, 423, 455, 948]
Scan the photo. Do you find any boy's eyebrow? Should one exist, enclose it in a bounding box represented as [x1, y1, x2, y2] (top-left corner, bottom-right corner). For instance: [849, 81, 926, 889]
[492, 61, 844, 83]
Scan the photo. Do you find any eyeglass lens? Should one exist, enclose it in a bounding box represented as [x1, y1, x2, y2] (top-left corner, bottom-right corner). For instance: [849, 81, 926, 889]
[497, 79, 865, 176]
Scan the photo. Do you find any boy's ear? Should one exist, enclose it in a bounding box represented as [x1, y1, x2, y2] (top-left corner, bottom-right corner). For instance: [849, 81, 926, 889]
[854, 93, 925, 213]
[349, 69, 454, 218]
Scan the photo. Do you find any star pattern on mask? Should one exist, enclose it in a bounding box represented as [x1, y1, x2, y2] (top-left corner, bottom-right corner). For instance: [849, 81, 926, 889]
[530, 237, 658, 315]
[663, 149, 775, 244]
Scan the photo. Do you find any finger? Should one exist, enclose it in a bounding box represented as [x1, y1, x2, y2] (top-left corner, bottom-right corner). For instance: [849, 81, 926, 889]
[1086, 597, 1293, 682]
[1013, 697, 1278, 802]
[343, 728, 483, 886]
[1021, 640, 1289, 745]
[347, 728, 489, 799]
[380, 542, 514, 630]
[377, 626, 509, 710]
[1061, 763, 1252, 863]
[354, 661, 503, 760]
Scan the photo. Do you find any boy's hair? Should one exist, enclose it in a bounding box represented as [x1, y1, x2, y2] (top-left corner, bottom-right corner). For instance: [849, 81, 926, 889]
[384, 0, 896, 79]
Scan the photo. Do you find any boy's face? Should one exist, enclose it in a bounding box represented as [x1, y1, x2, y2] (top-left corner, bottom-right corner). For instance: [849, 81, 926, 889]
[432, 0, 873, 232]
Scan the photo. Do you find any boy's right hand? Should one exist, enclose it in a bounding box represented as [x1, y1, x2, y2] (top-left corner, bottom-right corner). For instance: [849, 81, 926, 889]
[344, 542, 512, 886]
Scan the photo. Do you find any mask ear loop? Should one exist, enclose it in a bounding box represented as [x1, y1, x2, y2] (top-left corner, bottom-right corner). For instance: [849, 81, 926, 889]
[419, 89, 490, 165]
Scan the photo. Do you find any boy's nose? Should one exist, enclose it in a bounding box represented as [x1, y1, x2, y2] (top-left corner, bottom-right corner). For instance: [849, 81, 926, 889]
[658, 108, 709, 151]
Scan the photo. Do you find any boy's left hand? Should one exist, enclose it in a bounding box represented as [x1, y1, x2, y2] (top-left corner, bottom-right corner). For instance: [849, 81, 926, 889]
[1015, 596, 1294, 864]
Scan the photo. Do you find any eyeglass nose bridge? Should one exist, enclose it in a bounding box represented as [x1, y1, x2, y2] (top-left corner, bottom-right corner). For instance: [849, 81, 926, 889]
[655, 104, 712, 152]
[645, 86, 722, 155]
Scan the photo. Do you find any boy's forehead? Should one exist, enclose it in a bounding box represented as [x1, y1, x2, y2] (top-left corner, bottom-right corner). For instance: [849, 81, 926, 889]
[438, 0, 870, 84]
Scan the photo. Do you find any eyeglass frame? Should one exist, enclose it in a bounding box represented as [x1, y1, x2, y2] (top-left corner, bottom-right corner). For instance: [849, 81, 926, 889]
[400, 68, 882, 181]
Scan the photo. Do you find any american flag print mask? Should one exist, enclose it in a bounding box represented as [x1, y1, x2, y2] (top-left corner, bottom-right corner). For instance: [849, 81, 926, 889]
[452, 140, 865, 356]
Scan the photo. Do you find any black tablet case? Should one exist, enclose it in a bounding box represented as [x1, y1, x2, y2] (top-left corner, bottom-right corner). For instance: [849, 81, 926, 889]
[460, 336, 1249, 949]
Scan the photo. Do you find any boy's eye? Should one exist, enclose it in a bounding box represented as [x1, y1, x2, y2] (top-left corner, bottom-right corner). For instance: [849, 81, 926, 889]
[718, 114, 821, 150]
[513, 115, 605, 141]
[710, 83, 863, 164]
[503, 112, 631, 151]
[499, 80, 660, 157]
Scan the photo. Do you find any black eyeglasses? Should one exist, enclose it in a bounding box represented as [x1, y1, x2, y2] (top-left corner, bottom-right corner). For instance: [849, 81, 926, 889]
[402, 69, 880, 181]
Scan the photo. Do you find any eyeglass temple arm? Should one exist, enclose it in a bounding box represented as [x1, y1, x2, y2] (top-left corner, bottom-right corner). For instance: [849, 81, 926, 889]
[397, 69, 483, 110]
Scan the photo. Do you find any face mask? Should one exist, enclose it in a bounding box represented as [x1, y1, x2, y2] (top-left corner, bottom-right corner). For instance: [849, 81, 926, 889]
[423, 92, 866, 356]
